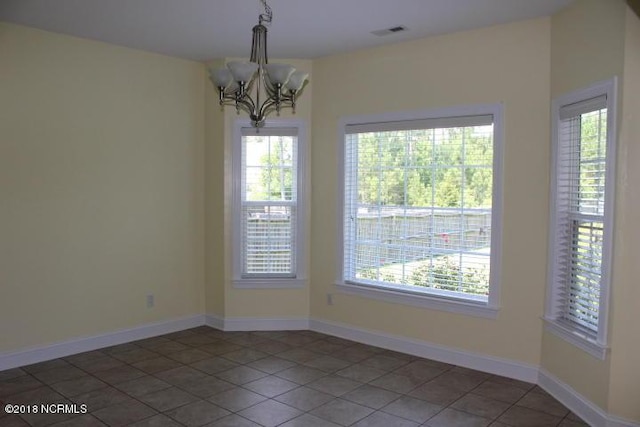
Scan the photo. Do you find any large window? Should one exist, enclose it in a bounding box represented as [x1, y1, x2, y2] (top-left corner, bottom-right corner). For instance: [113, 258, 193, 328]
[232, 121, 307, 288]
[339, 105, 503, 316]
[546, 79, 617, 359]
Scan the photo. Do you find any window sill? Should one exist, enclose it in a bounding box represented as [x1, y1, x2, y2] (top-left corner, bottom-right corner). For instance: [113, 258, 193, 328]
[335, 281, 498, 319]
[232, 278, 307, 289]
[543, 318, 608, 360]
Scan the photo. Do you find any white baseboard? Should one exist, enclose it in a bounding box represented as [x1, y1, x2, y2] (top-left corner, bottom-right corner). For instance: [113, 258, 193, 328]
[205, 314, 225, 330]
[310, 318, 640, 426]
[309, 318, 539, 383]
[206, 315, 309, 331]
[538, 368, 608, 426]
[1, 312, 637, 426]
[538, 369, 639, 427]
[0, 314, 205, 371]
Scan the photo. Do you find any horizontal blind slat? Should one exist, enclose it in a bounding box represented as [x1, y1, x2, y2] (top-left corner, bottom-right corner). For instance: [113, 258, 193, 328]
[242, 127, 298, 137]
[346, 115, 493, 134]
[559, 95, 607, 120]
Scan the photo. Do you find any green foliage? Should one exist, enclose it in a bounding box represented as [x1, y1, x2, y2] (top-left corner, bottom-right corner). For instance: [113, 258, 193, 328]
[354, 126, 493, 209]
[357, 268, 378, 281]
[408, 258, 489, 296]
[357, 268, 402, 284]
[576, 111, 607, 213]
[357, 256, 489, 297]
[436, 168, 462, 207]
[256, 137, 294, 201]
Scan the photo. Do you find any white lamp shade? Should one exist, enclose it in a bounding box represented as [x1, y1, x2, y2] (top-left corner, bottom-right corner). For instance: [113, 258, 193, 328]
[209, 68, 232, 88]
[226, 80, 239, 94]
[285, 71, 308, 91]
[265, 63, 296, 86]
[227, 61, 258, 83]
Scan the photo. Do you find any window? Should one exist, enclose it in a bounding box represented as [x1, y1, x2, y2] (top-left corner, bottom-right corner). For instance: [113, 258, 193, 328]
[546, 79, 617, 359]
[232, 121, 307, 288]
[338, 105, 503, 317]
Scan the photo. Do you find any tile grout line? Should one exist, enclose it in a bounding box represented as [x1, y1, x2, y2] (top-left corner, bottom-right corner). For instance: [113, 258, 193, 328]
[0, 328, 582, 427]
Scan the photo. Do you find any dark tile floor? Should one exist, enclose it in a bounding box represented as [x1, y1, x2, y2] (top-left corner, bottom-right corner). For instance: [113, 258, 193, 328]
[0, 327, 589, 426]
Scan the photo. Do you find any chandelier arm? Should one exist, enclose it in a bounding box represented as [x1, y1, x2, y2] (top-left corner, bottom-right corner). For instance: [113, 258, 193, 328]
[235, 97, 257, 116]
[257, 98, 279, 119]
[235, 101, 256, 118]
[236, 91, 256, 108]
[264, 83, 277, 98]
[261, 102, 291, 120]
[219, 93, 237, 104]
[261, 105, 278, 118]
[219, 90, 255, 116]
[219, 97, 250, 115]
[219, 97, 236, 106]
[234, 83, 257, 111]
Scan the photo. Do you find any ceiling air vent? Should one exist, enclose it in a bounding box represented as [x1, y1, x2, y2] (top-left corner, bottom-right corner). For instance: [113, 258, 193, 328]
[371, 26, 408, 36]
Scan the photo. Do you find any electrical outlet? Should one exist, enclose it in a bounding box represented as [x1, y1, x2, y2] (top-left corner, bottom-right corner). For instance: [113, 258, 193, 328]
[327, 293, 333, 305]
[146, 294, 154, 308]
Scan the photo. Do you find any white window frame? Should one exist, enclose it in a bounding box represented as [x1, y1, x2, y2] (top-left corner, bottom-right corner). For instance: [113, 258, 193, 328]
[232, 119, 308, 289]
[336, 104, 504, 319]
[545, 78, 617, 360]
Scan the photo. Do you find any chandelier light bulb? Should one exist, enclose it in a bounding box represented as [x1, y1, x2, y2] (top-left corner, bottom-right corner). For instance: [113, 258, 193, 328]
[285, 71, 309, 92]
[209, 68, 232, 89]
[264, 63, 296, 86]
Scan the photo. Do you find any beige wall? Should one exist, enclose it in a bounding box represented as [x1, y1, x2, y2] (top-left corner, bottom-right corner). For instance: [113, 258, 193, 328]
[607, 6, 640, 421]
[205, 58, 313, 319]
[550, 0, 626, 96]
[542, 0, 628, 412]
[204, 59, 226, 317]
[310, 18, 551, 364]
[0, 23, 205, 352]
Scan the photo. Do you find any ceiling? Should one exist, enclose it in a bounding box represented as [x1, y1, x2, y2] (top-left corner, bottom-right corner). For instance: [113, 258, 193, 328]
[0, 0, 573, 61]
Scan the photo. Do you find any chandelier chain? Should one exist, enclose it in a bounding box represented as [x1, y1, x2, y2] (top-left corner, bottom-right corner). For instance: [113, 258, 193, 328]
[258, 0, 273, 25]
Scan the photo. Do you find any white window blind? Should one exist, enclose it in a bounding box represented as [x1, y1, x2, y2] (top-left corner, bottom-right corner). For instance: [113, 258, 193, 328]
[550, 96, 609, 337]
[343, 114, 497, 304]
[240, 127, 298, 278]
[546, 79, 617, 358]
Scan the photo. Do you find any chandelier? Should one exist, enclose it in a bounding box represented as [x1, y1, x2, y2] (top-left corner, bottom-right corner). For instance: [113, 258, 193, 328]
[208, 0, 309, 128]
